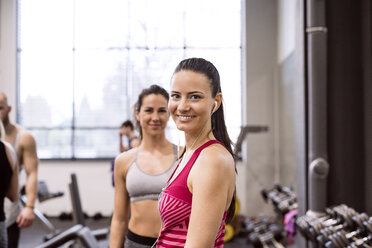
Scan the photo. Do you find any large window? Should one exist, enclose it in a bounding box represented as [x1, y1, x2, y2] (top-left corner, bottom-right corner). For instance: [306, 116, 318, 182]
[17, 0, 241, 159]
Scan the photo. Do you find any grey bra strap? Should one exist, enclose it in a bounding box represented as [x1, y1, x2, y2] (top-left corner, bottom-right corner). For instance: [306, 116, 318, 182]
[133, 147, 140, 162]
[172, 144, 178, 160]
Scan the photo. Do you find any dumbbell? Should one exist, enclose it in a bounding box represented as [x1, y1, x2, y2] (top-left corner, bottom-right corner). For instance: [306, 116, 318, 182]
[315, 213, 364, 245]
[296, 215, 312, 238]
[296, 214, 331, 240]
[324, 215, 372, 248]
[324, 231, 349, 248]
[248, 224, 285, 248]
[298, 214, 341, 242]
[316, 223, 349, 245]
[321, 212, 371, 247]
[325, 230, 372, 248]
[315, 212, 367, 245]
[261, 184, 289, 203]
[261, 188, 297, 216]
[296, 214, 338, 242]
[363, 217, 372, 234]
[280, 186, 296, 197]
[277, 196, 297, 214]
[346, 235, 372, 247]
[332, 205, 358, 228]
[352, 213, 370, 233]
[333, 208, 370, 235]
[261, 188, 286, 204]
[322, 205, 358, 230]
[244, 215, 271, 233]
[274, 184, 297, 200]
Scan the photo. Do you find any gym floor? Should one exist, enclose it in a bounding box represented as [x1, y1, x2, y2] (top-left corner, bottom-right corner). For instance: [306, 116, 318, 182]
[19, 217, 249, 248]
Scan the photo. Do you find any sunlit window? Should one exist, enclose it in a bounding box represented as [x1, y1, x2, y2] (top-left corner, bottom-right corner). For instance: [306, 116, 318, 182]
[17, 0, 241, 159]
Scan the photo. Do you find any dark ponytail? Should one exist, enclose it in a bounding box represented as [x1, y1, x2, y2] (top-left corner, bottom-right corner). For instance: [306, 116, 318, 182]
[174, 58, 236, 223]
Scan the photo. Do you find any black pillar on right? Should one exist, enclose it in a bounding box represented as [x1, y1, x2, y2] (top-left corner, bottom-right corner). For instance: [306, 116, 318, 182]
[325, 0, 372, 214]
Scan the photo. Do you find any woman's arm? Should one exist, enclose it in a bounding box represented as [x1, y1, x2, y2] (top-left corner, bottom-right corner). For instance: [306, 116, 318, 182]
[185, 146, 235, 248]
[110, 151, 134, 248]
[4, 141, 19, 201]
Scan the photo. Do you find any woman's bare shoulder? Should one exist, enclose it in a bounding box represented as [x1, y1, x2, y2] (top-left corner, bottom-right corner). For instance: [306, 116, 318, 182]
[204, 143, 234, 166]
[189, 142, 235, 196]
[193, 143, 235, 180]
[114, 148, 137, 175]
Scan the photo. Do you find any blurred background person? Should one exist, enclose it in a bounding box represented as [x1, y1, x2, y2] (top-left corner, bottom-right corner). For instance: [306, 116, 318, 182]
[0, 120, 18, 248]
[110, 85, 178, 248]
[0, 92, 39, 248]
[119, 120, 140, 153]
[111, 120, 141, 187]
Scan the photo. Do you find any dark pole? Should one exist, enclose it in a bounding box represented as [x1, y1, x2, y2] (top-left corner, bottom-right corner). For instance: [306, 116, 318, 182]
[306, 0, 329, 214]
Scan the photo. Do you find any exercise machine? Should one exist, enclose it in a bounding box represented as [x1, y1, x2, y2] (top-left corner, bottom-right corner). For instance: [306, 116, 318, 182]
[20, 180, 64, 240]
[35, 173, 109, 248]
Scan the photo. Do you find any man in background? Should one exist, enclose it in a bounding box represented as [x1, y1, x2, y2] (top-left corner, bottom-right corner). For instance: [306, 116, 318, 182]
[119, 120, 140, 153]
[0, 92, 39, 248]
[110, 120, 140, 187]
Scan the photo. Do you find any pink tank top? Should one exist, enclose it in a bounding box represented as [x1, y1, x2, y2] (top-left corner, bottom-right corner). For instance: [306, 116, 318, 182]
[157, 140, 226, 248]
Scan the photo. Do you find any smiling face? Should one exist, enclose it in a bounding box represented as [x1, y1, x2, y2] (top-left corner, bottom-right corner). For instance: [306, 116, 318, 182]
[169, 70, 218, 135]
[136, 93, 169, 137]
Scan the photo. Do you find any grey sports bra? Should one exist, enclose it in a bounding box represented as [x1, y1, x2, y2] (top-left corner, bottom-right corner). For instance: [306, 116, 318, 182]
[126, 145, 178, 202]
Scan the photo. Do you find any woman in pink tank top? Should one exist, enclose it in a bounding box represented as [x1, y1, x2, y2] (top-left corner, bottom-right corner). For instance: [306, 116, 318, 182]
[157, 58, 237, 247]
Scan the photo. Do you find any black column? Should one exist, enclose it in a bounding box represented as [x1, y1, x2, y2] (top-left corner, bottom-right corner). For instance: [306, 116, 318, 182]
[326, 0, 370, 213]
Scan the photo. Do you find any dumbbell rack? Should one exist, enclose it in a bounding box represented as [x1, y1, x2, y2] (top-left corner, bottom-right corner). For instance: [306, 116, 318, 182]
[261, 183, 298, 218]
[296, 204, 372, 247]
[260, 183, 298, 246]
[242, 214, 286, 248]
[239, 183, 299, 248]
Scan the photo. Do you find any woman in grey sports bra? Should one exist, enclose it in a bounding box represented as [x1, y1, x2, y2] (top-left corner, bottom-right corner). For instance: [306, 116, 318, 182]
[110, 85, 179, 248]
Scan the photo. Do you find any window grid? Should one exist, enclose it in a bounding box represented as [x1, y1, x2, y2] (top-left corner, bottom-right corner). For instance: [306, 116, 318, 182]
[17, 0, 241, 160]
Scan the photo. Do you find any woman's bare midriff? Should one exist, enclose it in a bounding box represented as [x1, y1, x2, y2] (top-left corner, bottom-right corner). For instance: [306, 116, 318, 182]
[128, 199, 162, 237]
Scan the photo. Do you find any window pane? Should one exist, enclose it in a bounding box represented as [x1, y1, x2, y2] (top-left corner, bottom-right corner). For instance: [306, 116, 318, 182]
[126, 49, 184, 106]
[19, 49, 73, 127]
[74, 129, 118, 158]
[30, 129, 72, 158]
[128, 0, 185, 48]
[19, 0, 74, 128]
[185, 0, 241, 47]
[74, 0, 129, 49]
[74, 50, 129, 127]
[19, 0, 73, 50]
[18, 0, 241, 159]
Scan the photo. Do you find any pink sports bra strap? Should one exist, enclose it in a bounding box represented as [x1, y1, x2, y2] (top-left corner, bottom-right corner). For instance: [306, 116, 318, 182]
[166, 140, 223, 185]
[187, 140, 222, 167]
[164, 140, 223, 205]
